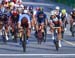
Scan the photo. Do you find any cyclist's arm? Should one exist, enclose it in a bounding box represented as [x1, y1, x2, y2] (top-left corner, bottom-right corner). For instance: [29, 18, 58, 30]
[27, 15, 31, 29]
[44, 14, 48, 26]
[18, 14, 23, 28]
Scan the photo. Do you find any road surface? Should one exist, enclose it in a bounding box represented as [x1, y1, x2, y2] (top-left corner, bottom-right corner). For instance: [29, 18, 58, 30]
[0, 0, 75, 58]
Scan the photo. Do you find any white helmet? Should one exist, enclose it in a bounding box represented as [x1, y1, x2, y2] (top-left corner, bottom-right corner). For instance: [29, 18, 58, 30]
[73, 8, 75, 11]
[50, 10, 55, 15]
[55, 6, 60, 10]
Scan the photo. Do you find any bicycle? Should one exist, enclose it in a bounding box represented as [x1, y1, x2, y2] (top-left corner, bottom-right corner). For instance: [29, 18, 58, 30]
[21, 17, 29, 52]
[37, 24, 46, 44]
[53, 27, 60, 51]
[13, 22, 18, 43]
[21, 26, 27, 52]
[43, 24, 47, 42]
[71, 21, 75, 37]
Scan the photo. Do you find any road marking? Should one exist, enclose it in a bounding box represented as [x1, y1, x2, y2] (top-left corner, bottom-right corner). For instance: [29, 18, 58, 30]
[63, 40, 75, 46]
[0, 54, 75, 56]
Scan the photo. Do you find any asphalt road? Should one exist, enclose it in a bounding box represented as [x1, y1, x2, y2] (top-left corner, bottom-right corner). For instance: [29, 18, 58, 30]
[0, 0, 75, 58]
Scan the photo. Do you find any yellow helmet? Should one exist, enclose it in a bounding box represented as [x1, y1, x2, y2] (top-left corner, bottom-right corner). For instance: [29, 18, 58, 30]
[9, 2, 14, 6]
[61, 9, 66, 14]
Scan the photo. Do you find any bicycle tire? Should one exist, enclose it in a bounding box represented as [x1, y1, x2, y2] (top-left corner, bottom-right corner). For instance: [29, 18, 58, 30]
[37, 30, 43, 44]
[43, 27, 47, 42]
[22, 27, 26, 52]
[53, 39, 59, 51]
[13, 24, 18, 43]
[53, 29, 59, 51]
[61, 31, 64, 39]
[2, 29, 7, 44]
[22, 40, 26, 52]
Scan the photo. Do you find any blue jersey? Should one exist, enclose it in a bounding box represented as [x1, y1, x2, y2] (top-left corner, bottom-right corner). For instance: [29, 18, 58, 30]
[18, 13, 31, 24]
[36, 11, 47, 23]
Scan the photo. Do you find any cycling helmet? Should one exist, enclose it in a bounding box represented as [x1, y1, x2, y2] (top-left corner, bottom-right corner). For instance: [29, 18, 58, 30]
[28, 5, 33, 10]
[17, 0, 22, 4]
[11, 10, 18, 16]
[61, 9, 66, 14]
[72, 8, 75, 14]
[24, 6, 27, 9]
[9, 2, 14, 6]
[36, 7, 40, 11]
[40, 7, 43, 11]
[55, 6, 60, 10]
[73, 8, 75, 12]
[50, 10, 56, 15]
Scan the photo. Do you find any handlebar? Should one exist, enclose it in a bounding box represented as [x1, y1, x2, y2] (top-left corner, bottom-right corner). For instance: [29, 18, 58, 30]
[53, 27, 60, 28]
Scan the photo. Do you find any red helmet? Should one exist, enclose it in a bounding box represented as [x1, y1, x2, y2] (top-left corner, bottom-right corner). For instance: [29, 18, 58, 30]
[36, 7, 40, 11]
[12, 10, 18, 16]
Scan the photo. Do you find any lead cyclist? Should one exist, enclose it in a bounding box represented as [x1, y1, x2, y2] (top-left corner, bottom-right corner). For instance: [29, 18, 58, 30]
[18, 10, 31, 44]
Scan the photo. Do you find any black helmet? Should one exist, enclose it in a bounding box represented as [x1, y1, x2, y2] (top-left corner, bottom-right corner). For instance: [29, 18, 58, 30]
[28, 5, 33, 10]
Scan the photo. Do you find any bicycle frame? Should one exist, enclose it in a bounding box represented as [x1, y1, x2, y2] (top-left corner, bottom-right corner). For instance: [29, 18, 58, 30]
[22, 27, 27, 52]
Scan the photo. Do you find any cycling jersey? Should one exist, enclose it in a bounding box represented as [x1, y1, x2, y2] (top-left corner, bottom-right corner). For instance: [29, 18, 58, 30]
[36, 11, 47, 23]
[18, 13, 31, 24]
[71, 11, 75, 20]
[60, 13, 68, 21]
[50, 16, 61, 27]
[54, 10, 61, 19]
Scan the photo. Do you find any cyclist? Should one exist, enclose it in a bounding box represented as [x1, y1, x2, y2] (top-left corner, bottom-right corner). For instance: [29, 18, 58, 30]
[0, 3, 10, 41]
[27, 5, 34, 30]
[31, 7, 41, 30]
[49, 10, 62, 47]
[18, 10, 31, 44]
[9, 8, 19, 42]
[35, 7, 48, 39]
[70, 8, 75, 32]
[60, 9, 68, 31]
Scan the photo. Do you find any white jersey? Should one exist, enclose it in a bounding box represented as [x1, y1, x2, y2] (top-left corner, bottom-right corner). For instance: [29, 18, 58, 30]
[60, 13, 68, 18]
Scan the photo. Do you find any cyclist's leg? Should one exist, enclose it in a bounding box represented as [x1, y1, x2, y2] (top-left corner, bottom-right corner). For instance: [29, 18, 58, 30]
[35, 21, 39, 36]
[49, 22, 54, 40]
[58, 27, 62, 47]
[51, 29, 55, 40]
[41, 22, 45, 38]
[19, 28, 23, 44]
[26, 28, 31, 38]
[5, 24, 9, 41]
[31, 16, 36, 30]
[70, 19, 73, 31]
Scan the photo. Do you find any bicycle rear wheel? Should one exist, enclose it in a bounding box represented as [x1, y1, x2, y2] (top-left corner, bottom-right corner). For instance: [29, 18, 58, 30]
[43, 27, 47, 42]
[37, 30, 43, 44]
